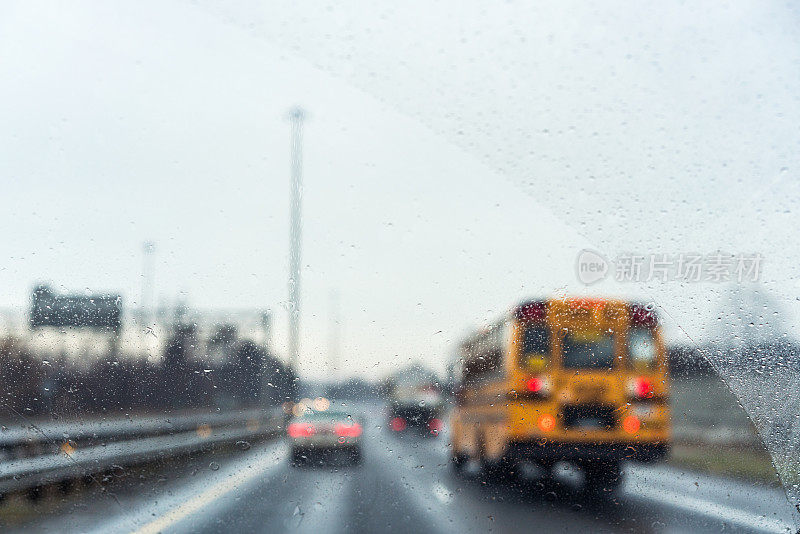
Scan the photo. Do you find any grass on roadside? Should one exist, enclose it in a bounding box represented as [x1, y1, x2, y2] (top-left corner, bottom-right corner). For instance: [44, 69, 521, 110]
[668, 443, 791, 486]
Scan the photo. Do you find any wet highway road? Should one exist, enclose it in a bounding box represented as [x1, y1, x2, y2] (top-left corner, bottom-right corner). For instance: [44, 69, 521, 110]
[6, 407, 797, 534]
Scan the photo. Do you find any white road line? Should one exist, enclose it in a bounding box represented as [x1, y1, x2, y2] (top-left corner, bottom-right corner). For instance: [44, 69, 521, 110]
[367, 436, 473, 534]
[291, 470, 355, 534]
[432, 482, 453, 504]
[129, 445, 285, 534]
[632, 483, 795, 533]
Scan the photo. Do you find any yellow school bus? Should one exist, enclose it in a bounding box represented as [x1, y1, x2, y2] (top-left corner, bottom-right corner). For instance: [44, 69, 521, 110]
[449, 297, 670, 490]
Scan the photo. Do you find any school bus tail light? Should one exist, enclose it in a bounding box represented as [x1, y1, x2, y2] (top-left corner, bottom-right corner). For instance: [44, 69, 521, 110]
[628, 303, 658, 327]
[623, 415, 641, 434]
[626, 377, 654, 399]
[515, 301, 547, 322]
[525, 376, 552, 396]
[537, 413, 556, 432]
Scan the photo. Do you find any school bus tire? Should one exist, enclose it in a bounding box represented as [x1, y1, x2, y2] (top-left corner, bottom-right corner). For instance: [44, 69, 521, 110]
[583, 460, 623, 494]
[450, 453, 468, 475]
[482, 456, 517, 483]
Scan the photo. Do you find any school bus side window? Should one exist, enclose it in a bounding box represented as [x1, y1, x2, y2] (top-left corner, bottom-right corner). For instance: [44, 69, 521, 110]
[463, 348, 504, 386]
[628, 327, 657, 371]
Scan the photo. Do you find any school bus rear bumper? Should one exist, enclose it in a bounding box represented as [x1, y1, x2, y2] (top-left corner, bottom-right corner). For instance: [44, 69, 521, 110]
[507, 440, 669, 463]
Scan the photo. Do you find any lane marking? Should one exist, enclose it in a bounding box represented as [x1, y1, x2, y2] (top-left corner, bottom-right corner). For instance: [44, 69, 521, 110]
[632, 483, 794, 533]
[130, 446, 284, 534]
[291, 470, 355, 534]
[432, 482, 453, 504]
[374, 425, 794, 533]
[366, 434, 473, 534]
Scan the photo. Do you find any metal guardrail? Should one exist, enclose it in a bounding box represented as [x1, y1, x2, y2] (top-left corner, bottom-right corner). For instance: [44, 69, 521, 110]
[0, 408, 285, 495]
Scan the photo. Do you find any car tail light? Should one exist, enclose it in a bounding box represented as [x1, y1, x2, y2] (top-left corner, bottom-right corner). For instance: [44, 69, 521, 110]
[390, 417, 406, 432]
[627, 377, 654, 399]
[537, 413, 556, 432]
[427, 418, 443, 434]
[623, 415, 641, 434]
[525, 376, 551, 395]
[335, 423, 362, 438]
[287, 422, 315, 438]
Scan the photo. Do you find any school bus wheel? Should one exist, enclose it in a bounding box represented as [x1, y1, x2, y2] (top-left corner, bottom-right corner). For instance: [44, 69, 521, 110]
[582, 460, 623, 493]
[450, 453, 468, 474]
[483, 456, 517, 482]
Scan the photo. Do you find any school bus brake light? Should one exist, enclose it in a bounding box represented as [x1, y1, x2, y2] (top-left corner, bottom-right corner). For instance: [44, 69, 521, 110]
[527, 377, 543, 393]
[526, 376, 552, 395]
[537, 414, 556, 432]
[627, 377, 654, 399]
[623, 415, 641, 434]
[628, 303, 658, 327]
[515, 301, 547, 322]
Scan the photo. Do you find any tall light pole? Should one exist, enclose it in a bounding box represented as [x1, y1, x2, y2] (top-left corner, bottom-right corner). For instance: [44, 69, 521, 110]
[328, 290, 340, 378]
[260, 309, 272, 350]
[141, 241, 156, 327]
[287, 107, 305, 369]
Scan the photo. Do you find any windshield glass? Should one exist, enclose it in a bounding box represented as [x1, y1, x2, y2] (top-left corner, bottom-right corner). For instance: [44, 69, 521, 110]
[562, 331, 615, 370]
[2, 1, 799, 533]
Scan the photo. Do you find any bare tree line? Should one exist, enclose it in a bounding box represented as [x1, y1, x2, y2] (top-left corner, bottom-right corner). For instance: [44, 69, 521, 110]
[0, 324, 297, 421]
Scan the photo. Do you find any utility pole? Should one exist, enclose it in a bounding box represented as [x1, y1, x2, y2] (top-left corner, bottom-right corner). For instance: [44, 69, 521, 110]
[328, 290, 340, 378]
[287, 107, 305, 369]
[141, 241, 156, 327]
[260, 309, 272, 350]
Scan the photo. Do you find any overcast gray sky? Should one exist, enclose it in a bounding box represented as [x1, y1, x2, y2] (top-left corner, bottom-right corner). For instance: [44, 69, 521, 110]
[2, 1, 799, 378]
